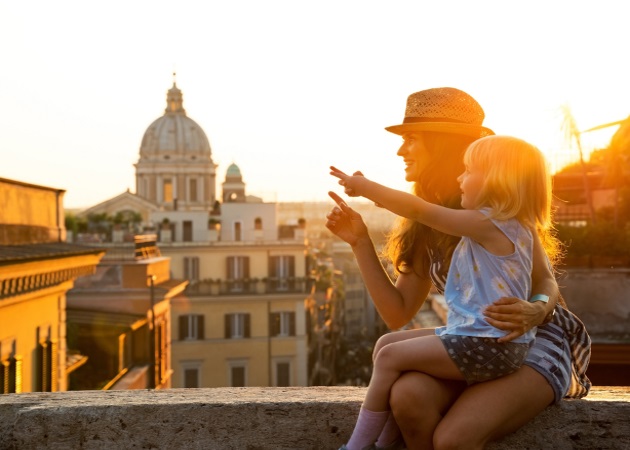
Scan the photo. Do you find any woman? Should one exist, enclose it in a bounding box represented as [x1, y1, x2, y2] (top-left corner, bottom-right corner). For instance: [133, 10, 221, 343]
[325, 87, 590, 450]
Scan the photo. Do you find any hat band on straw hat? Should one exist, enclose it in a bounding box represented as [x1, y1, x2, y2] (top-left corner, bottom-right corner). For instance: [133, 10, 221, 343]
[402, 116, 469, 124]
[385, 121, 494, 138]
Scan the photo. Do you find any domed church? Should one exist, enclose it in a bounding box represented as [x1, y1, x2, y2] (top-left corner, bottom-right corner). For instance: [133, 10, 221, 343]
[79, 80, 224, 224]
[134, 81, 217, 211]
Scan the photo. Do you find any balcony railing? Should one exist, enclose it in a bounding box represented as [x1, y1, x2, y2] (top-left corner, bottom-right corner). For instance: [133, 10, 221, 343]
[184, 278, 312, 296]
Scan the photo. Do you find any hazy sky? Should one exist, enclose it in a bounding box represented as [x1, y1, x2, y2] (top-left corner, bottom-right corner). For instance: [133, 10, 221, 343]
[1, 1, 628, 209]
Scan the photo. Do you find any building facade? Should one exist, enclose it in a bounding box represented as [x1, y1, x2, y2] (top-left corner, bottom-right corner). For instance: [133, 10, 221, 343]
[66, 236, 188, 390]
[73, 81, 314, 388]
[0, 178, 104, 394]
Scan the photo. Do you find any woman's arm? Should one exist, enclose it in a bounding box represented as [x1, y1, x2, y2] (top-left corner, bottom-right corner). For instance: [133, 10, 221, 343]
[325, 192, 431, 329]
[484, 232, 559, 342]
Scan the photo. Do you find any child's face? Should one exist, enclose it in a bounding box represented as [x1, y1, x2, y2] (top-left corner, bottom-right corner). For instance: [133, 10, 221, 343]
[397, 133, 432, 182]
[457, 162, 484, 209]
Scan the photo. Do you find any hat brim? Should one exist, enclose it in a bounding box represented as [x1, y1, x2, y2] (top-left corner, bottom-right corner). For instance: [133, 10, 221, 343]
[385, 122, 494, 138]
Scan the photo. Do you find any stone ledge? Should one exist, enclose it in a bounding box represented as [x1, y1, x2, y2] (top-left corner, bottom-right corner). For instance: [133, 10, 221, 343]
[0, 386, 628, 449]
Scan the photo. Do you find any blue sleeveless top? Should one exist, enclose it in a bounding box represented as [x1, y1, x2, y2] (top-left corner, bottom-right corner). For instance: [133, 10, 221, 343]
[435, 210, 535, 344]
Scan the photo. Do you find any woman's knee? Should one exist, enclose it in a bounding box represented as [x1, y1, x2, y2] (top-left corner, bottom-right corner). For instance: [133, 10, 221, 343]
[390, 372, 439, 421]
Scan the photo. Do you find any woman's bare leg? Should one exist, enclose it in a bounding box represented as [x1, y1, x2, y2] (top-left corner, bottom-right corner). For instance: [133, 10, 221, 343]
[390, 372, 465, 450]
[433, 365, 554, 450]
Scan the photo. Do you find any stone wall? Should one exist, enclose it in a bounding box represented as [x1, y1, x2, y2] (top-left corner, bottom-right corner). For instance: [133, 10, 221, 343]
[0, 387, 629, 449]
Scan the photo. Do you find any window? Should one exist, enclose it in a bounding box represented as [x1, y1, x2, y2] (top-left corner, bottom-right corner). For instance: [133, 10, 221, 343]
[183, 221, 193, 242]
[181, 360, 202, 388]
[276, 362, 290, 387]
[184, 367, 200, 388]
[226, 256, 250, 292]
[233, 221, 242, 241]
[189, 178, 198, 202]
[269, 311, 296, 337]
[225, 313, 251, 339]
[0, 339, 21, 394]
[163, 179, 173, 203]
[36, 327, 57, 393]
[183, 256, 200, 282]
[230, 365, 246, 387]
[269, 255, 295, 291]
[178, 315, 205, 340]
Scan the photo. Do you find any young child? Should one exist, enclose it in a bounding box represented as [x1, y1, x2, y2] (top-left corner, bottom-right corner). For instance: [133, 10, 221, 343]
[330, 135, 555, 450]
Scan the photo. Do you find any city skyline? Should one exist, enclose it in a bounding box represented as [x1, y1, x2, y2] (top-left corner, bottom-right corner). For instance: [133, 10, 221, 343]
[1, 1, 628, 209]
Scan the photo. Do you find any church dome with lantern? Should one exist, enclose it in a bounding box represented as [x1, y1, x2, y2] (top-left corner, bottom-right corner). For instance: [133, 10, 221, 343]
[134, 79, 217, 211]
[222, 163, 246, 203]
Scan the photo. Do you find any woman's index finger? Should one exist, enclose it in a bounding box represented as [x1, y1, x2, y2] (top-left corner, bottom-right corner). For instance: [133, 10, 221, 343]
[328, 191, 350, 211]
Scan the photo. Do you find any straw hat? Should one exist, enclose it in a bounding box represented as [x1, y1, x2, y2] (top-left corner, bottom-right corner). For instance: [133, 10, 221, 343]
[385, 87, 494, 138]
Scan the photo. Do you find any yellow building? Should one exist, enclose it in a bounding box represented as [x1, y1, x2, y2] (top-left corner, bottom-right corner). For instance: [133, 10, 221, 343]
[155, 167, 310, 388]
[0, 177, 104, 393]
[168, 225, 309, 388]
[66, 235, 188, 390]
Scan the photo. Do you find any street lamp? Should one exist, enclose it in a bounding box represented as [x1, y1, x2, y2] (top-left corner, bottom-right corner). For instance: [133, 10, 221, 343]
[148, 274, 158, 388]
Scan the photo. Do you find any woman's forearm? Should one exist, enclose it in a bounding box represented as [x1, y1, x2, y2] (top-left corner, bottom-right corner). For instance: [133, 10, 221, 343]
[529, 276, 559, 325]
[530, 232, 560, 325]
[350, 236, 429, 329]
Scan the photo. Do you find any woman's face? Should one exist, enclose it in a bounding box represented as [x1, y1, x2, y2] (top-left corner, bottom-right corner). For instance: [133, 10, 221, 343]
[397, 133, 432, 182]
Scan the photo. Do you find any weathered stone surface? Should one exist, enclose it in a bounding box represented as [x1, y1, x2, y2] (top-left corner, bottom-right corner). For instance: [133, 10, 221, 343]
[0, 386, 628, 449]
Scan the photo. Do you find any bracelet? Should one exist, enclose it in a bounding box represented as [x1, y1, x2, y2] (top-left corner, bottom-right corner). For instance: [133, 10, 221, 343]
[529, 294, 550, 304]
[541, 306, 556, 325]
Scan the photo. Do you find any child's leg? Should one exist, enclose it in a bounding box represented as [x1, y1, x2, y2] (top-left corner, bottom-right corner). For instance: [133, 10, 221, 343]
[343, 334, 459, 450]
[363, 335, 463, 412]
[372, 328, 436, 362]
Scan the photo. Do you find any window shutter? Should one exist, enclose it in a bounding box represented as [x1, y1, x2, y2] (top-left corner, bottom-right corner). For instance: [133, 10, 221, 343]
[289, 312, 296, 336]
[269, 312, 279, 337]
[197, 315, 205, 340]
[227, 257, 235, 280]
[269, 256, 278, 290]
[37, 341, 49, 392]
[289, 256, 296, 289]
[49, 339, 58, 392]
[269, 256, 278, 277]
[244, 314, 251, 338]
[288, 256, 295, 277]
[8, 356, 22, 394]
[183, 257, 190, 280]
[179, 315, 188, 340]
[225, 314, 232, 339]
[243, 257, 250, 279]
[192, 257, 199, 281]
[0, 359, 8, 394]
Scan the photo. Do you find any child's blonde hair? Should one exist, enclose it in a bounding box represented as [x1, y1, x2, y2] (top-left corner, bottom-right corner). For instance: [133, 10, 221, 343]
[464, 135, 562, 265]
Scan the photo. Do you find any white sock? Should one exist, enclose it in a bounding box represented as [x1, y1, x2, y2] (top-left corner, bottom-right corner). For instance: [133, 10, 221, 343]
[374, 411, 401, 448]
[346, 408, 390, 450]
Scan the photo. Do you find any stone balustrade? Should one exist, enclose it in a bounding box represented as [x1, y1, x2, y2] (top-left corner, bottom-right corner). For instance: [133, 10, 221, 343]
[1, 386, 629, 449]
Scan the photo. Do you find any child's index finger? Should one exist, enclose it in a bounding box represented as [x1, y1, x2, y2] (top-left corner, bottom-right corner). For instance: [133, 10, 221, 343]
[329, 166, 347, 177]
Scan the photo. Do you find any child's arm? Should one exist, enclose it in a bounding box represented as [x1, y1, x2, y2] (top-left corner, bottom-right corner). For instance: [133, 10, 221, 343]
[330, 166, 494, 241]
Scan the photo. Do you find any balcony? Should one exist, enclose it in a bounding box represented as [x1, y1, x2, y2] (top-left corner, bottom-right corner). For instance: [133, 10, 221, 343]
[184, 277, 312, 296]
